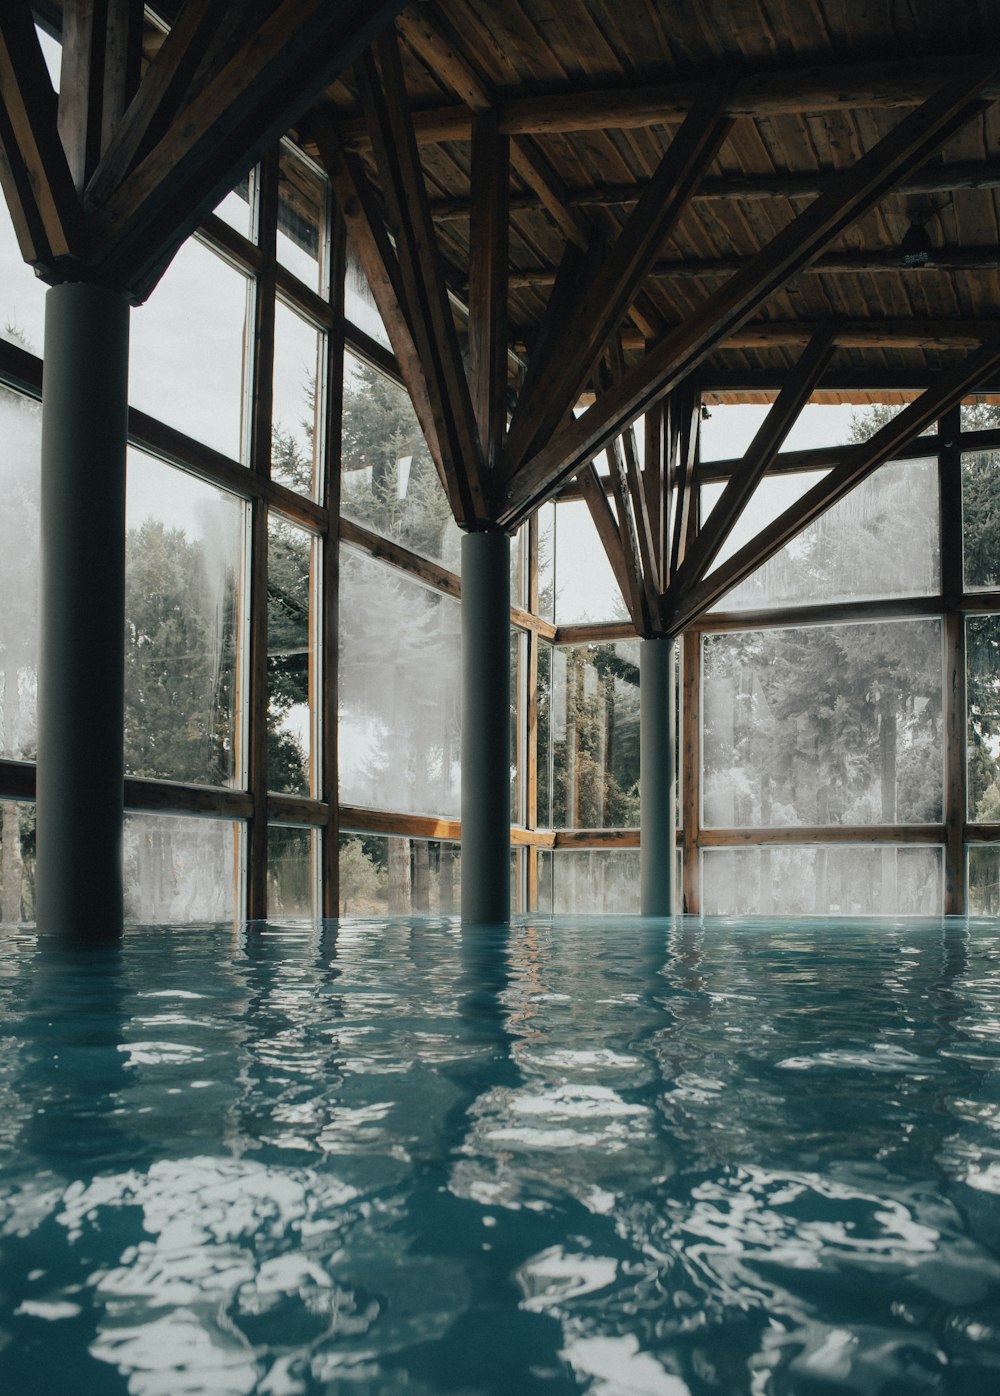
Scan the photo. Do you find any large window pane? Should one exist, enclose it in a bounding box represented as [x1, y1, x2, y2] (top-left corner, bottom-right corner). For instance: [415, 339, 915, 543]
[339, 549, 461, 818]
[272, 300, 324, 498]
[129, 237, 251, 460]
[345, 245, 390, 349]
[969, 846, 1000, 915]
[125, 452, 246, 787]
[511, 629, 524, 823]
[537, 643, 553, 828]
[0, 801, 34, 924]
[124, 813, 241, 923]
[538, 502, 556, 622]
[0, 201, 46, 356]
[0, 386, 40, 763]
[553, 499, 625, 625]
[705, 459, 939, 612]
[702, 620, 944, 828]
[962, 450, 1000, 591]
[277, 148, 328, 293]
[214, 173, 255, 241]
[268, 825, 318, 918]
[268, 516, 318, 796]
[547, 642, 640, 829]
[702, 845, 943, 916]
[341, 353, 460, 568]
[339, 834, 460, 916]
[967, 615, 1000, 820]
[537, 849, 641, 914]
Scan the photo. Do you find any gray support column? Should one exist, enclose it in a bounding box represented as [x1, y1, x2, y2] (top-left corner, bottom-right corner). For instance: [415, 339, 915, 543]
[640, 636, 677, 916]
[461, 529, 511, 922]
[36, 282, 130, 941]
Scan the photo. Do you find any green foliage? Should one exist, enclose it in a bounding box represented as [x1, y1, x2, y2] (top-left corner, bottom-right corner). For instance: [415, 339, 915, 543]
[546, 644, 641, 829]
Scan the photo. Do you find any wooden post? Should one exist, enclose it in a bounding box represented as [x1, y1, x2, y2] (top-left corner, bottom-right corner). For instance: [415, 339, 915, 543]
[640, 635, 676, 915]
[35, 281, 129, 941]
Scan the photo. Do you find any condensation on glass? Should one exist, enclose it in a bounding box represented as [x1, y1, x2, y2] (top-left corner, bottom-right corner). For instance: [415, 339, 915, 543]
[277, 146, 329, 294]
[124, 813, 242, 923]
[340, 351, 461, 569]
[962, 450, 1000, 591]
[537, 848, 641, 913]
[966, 615, 1000, 822]
[0, 198, 47, 356]
[0, 800, 34, 924]
[702, 619, 944, 828]
[339, 833, 460, 916]
[701, 845, 943, 916]
[345, 243, 390, 349]
[553, 499, 625, 625]
[272, 299, 325, 498]
[268, 824, 318, 918]
[268, 514, 319, 797]
[339, 549, 461, 818]
[542, 641, 640, 830]
[125, 450, 247, 788]
[968, 845, 1000, 915]
[129, 236, 252, 462]
[704, 459, 939, 612]
[0, 385, 40, 764]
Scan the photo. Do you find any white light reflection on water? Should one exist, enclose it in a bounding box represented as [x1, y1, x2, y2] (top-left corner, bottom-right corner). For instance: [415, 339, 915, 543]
[0, 918, 999, 1393]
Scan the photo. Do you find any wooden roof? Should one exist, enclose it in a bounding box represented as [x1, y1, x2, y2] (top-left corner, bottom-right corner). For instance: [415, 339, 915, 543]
[308, 0, 1000, 402]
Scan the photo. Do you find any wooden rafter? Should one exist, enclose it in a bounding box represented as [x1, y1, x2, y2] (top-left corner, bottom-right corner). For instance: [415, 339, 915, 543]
[0, 0, 83, 264]
[503, 86, 732, 479]
[58, 0, 143, 191]
[668, 384, 700, 583]
[356, 30, 487, 523]
[666, 335, 1000, 634]
[467, 108, 509, 471]
[578, 461, 645, 633]
[497, 59, 1000, 528]
[672, 326, 837, 595]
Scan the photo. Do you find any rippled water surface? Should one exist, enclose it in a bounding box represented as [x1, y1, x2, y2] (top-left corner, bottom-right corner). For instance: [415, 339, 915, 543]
[1, 916, 999, 1394]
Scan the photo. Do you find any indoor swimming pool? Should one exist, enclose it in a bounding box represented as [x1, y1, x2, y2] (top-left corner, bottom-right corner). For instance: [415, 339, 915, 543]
[0, 916, 998, 1394]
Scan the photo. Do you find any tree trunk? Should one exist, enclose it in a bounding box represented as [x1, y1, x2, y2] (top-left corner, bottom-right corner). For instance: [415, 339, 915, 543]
[1, 801, 23, 923]
[439, 843, 455, 913]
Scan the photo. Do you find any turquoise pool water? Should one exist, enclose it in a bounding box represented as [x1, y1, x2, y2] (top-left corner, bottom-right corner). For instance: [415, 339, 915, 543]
[0, 917, 999, 1394]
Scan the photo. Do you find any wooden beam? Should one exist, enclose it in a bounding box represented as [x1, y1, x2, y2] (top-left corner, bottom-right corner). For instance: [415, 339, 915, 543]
[673, 327, 837, 593]
[669, 385, 700, 582]
[578, 461, 644, 632]
[503, 87, 732, 478]
[605, 433, 651, 632]
[59, 0, 143, 191]
[337, 51, 1000, 146]
[667, 335, 1000, 633]
[358, 31, 487, 521]
[467, 107, 509, 472]
[0, 0, 83, 264]
[498, 62, 998, 527]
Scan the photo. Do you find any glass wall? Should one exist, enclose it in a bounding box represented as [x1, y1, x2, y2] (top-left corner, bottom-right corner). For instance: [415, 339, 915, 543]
[702, 845, 942, 917]
[339, 834, 461, 916]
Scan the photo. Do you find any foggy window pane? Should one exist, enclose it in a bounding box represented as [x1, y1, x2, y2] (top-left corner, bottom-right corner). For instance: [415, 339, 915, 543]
[0, 800, 35, 924]
[706, 459, 939, 612]
[540, 849, 641, 914]
[538, 503, 555, 623]
[339, 549, 461, 818]
[537, 643, 553, 828]
[701, 845, 943, 916]
[0, 386, 40, 763]
[125, 451, 246, 788]
[968, 846, 1000, 915]
[268, 825, 317, 919]
[967, 615, 1000, 822]
[124, 813, 241, 923]
[345, 244, 390, 349]
[341, 352, 461, 569]
[554, 499, 625, 625]
[0, 198, 46, 356]
[548, 642, 640, 830]
[272, 300, 324, 498]
[268, 516, 318, 797]
[277, 149, 328, 293]
[130, 237, 251, 461]
[702, 620, 944, 828]
[339, 834, 460, 916]
[962, 451, 1000, 591]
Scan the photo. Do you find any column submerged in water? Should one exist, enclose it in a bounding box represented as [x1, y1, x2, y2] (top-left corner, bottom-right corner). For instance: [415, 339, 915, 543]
[640, 635, 677, 916]
[35, 281, 130, 942]
[460, 529, 511, 923]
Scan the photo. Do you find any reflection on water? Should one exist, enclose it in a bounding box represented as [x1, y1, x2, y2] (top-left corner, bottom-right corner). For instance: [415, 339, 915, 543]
[0, 917, 999, 1393]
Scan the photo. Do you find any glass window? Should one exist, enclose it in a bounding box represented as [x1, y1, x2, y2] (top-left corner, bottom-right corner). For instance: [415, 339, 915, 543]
[339, 834, 460, 916]
[0, 800, 34, 924]
[277, 147, 328, 293]
[339, 549, 461, 818]
[701, 845, 943, 917]
[511, 629, 524, 823]
[123, 813, 242, 923]
[125, 451, 246, 787]
[0, 385, 40, 763]
[546, 642, 640, 829]
[129, 237, 251, 460]
[967, 615, 1000, 821]
[968, 846, 1000, 915]
[537, 642, 553, 828]
[268, 824, 318, 918]
[553, 499, 625, 625]
[537, 849, 641, 914]
[268, 515, 319, 797]
[345, 244, 390, 349]
[962, 450, 1000, 591]
[341, 352, 461, 569]
[0, 199, 46, 356]
[702, 620, 944, 828]
[214, 172, 255, 241]
[705, 458, 939, 612]
[272, 300, 324, 497]
[537, 502, 555, 622]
